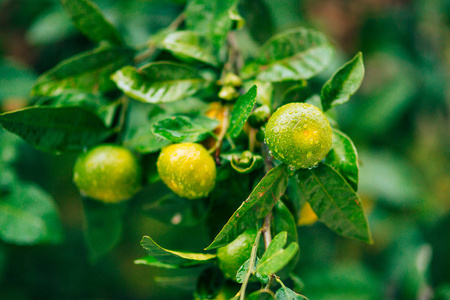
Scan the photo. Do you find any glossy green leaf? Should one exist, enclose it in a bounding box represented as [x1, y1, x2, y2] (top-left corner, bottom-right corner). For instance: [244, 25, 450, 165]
[161, 31, 218, 66]
[236, 257, 270, 285]
[205, 164, 289, 250]
[247, 28, 334, 82]
[112, 62, 207, 103]
[321, 52, 365, 111]
[185, 0, 237, 47]
[228, 85, 257, 138]
[257, 232, 299, 276]
[297, 163, 372, 244]
[152, 115, 219, 143]
[275, 286, 308, 300]
[82, 198, 126, 262]
[0, 106, 113, 154]
[324, 129, 359, 191]
[36, 92, 118, 127]
[0, 184, 63, 245]
[60, 0, 123, 45]
[138, 235, 216, 267]
[31, 46, 134, 96]
[142, 192, 211, 226]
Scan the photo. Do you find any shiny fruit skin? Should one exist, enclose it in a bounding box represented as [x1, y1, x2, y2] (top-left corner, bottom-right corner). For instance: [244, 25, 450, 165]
[265, 103, 332, 169]
[157, 143, 216, 199]
[216, 228, 257, 281]
[73, 144, 142, 203]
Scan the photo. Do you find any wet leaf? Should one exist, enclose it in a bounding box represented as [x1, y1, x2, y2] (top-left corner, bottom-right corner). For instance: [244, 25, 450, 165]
[321, 52, 364, 111]
[257, 232, 299, 276]
[275, 286, 308, 300]
[0, 106, 113, 154]
[112, 62, 207, 103]
[324, 129, 359, 191]
[136, 235, 216, 268]
[228, 85, 257, 138]
[297, 163, 372, 244]
[161, 31, 218, 66]
[36, 92, 118, 127]
[60, 0, 123, 45]
[206, 164, 289, 250]
[31, 46, 134, 96]
[153, 115, 219, 143]
[246, 28, 334, 82]
[185, 0, 237, 48]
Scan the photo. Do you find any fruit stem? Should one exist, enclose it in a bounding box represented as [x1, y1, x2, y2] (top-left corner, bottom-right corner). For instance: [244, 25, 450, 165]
[210, 105, 230, 164]
[262, 212, 272, 249]
[239, 229, 262, 300]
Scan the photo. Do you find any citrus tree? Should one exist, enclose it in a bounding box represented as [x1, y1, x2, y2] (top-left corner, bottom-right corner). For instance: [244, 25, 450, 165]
[0, 0, 370, 299]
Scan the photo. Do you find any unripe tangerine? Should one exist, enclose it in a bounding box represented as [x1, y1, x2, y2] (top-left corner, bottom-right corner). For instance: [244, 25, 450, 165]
[265, 103, 332, 169]
[73, 144, 142, 203]
[157, 143, 216, 199]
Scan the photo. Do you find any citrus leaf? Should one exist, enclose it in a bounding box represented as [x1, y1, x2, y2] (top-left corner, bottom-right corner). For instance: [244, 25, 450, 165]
[272, 200, 300, 277]
[324, 129, 359, 191]
[257, 231, 299, 276]
[111, 62, 207, 103]
[236, 257, 270, 284]
[297, 163, 372, 244]
[0, 106, 113, 154]
[82, 198, 126, 262]
[205, 164, 289, 250]
[247, 28, 334, 82]
[152, 115, 219, 143]
[36, 92, 118, 127]
[321, 52, 364, 111]
[275, 286, 308, 300]
[138, 235, 216, 267]
[0, 183, 63, 245]
[134, 255, 180, 269]
[185, 0, 237, 48]
[60, 0, 123, 45]
[31, 46, 134, 96]
[228, 85, 257, 138]
[160, 31, 218, 66]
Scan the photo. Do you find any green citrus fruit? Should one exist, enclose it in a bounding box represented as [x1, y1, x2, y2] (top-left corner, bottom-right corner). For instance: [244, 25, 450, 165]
[73, 144, 142, 203]
[157, 143, 216, 199]
[265, 103, 332, 169]
[216, 228, 257, 281]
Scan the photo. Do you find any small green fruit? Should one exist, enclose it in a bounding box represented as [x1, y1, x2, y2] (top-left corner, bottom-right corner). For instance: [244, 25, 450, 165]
[157, 143, 216, 199]
[216, 228, 257, 281]
[265, 103, 332, 169]
[73, 144, 142, 203]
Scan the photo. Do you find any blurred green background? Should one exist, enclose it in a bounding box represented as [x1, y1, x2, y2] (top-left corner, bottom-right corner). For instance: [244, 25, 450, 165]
[0, 0, 449, 299]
